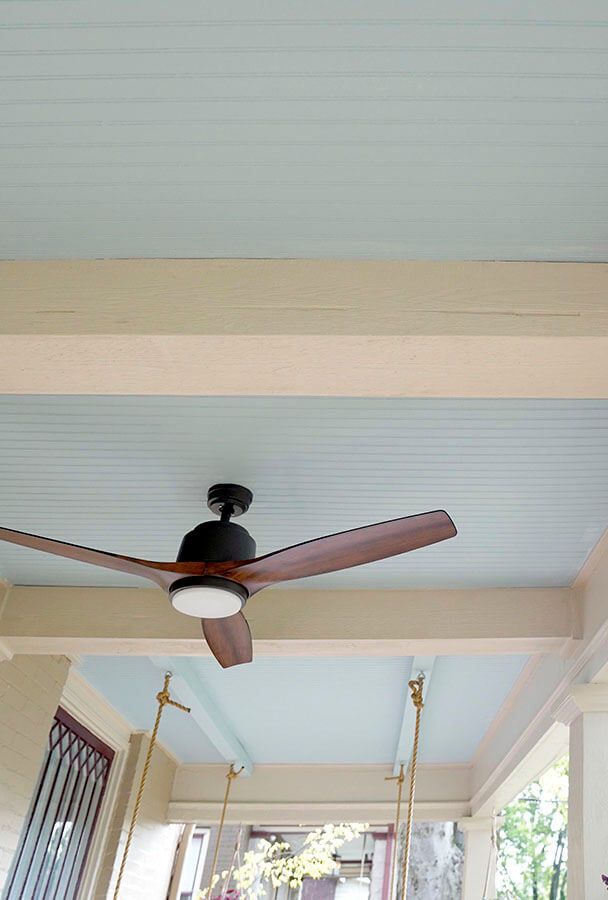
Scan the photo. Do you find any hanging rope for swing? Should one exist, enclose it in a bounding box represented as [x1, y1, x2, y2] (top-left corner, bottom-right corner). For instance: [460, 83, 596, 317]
[384, 765, 404, 900]
[204, 763, 244, 900]
[112, 672, 191, 900]
[385, 674, 425, 900]
[482, 814, 499, 900]
[218, 824, 244, 900]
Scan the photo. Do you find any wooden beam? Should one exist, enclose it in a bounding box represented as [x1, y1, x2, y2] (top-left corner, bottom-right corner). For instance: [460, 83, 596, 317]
[167, 799, 470, 826]
[169, 762, 471, 824]
[1, 260, 606, 337]
[150, 656, 253, 775]
[1, 260, 606, 398]
[0, 586, 575, 658]
[393, 656, 436, 775]
[1, 334, 606, 398]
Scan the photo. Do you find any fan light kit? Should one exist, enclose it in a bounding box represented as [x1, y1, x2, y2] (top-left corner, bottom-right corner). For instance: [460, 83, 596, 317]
[170, 578, 247, 618]
[0, 483, 457, 669]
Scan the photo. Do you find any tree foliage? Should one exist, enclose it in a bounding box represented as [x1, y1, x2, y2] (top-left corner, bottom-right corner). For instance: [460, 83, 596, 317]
[200, 823, 368, 900]
[497, 757, 568, 900]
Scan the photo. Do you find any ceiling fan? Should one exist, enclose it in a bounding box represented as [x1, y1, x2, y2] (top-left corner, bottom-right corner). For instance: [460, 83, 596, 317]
[0, 484, 457, 669]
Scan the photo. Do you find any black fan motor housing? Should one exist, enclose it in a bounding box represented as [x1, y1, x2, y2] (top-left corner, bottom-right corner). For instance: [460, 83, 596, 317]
[176, 520, 256, 563]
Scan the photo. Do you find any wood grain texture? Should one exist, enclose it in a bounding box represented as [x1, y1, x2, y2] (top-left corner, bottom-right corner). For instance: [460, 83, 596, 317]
[1, 334, 607, 397]
[0, 526, 207, 590]
[1, 260, 606, 336]
[201, 613, 253, 667]
[0, 585, 575, 657]
[171, 762, 471, 805]
[0, 512, 456, 602]
[217, 510, 457, 593]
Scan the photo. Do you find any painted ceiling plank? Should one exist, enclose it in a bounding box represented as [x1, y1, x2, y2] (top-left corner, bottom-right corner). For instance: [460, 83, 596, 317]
[149, 655, 253, 775]
[393, 655, 436, 775]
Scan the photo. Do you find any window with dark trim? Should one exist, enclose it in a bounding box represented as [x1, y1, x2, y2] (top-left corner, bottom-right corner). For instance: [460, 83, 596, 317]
[2, 706, 114, 900]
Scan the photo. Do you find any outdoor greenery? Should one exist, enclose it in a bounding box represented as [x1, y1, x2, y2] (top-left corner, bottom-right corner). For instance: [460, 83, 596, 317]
[200, 823, 368, 900]
[497, 757, 568, 900]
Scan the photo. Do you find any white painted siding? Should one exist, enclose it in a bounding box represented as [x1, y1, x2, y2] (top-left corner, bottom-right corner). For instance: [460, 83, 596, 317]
[0, 654, 71, 889]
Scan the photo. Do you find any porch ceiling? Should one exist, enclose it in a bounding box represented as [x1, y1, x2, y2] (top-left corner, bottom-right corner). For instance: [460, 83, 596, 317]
[76, 653, 528, 765]
[2, 1, 607, 260]
[0, 396, 607, 590]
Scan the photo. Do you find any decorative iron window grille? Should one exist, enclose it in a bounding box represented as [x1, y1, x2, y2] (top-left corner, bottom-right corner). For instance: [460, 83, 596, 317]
[3, 707, 114, 900]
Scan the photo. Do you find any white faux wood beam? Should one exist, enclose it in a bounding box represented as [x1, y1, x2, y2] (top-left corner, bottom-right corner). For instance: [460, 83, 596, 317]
[0, 586, 576, 658]
[0, 260, 606, 398]
[1, 334, 605, 398]
[167, 799, 470, 826]
[2, 260, 605, 338]
[168, 763, 471, 825]
[150, 656, 253, 775]
[393, 656, 435, 775]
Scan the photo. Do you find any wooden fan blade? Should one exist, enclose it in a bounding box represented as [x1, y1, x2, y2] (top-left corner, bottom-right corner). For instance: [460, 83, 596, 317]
[0, 527, 205, 590]
[217, 510, 456, 593]
[202, 613, 253, 668]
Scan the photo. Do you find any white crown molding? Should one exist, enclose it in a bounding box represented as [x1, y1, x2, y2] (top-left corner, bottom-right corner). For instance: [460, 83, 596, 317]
[571, 682, 608, 712]
[554, 683, 608, 724]
[61, 667, 132, 751]
[552, 695, 581, 727]
[62, 670, 182, 767]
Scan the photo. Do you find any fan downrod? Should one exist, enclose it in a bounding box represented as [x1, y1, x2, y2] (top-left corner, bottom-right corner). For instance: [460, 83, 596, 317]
[207, 483, 253, 520]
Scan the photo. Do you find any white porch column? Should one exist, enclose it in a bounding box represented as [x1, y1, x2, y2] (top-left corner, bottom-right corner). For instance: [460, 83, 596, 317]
[554, 683, 608, 900]
[457, 818, 496, 900]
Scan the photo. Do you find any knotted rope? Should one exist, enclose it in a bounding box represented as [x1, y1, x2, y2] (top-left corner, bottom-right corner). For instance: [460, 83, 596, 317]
[204, 763, 244, 900]
[386, 674, 425, 900]
[401, 675, 424, 899]
[113, 672, 191, 900]
[384, 764, 405, 900]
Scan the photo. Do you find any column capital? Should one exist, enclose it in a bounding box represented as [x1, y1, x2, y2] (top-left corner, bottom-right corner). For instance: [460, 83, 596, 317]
[553, 683, 608, 725]
[457, 816, 503, 833]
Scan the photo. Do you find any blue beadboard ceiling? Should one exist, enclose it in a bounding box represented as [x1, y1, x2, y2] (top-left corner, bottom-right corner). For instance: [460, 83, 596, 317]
[1, 0, 607, 259]
[78, 654, 529, 764]
[0, 396, 607, 589]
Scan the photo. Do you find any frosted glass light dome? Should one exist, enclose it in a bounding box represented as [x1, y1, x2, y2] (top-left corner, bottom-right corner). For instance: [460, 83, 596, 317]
[170, 582, 245, 618]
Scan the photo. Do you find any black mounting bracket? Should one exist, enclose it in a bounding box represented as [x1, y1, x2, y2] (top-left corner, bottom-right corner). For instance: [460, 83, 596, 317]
[207, 483, 253, 519]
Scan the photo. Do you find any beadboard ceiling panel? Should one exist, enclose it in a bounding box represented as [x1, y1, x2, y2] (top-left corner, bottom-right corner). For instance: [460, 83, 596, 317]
[1, 0, 607, 259]
[0, 396, 607, 589]
[78, 654, 529, 764]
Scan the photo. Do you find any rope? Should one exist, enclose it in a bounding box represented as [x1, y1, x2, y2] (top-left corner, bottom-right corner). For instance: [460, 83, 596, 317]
[219, 824, 243, 900]
[205, 764, 244, 900]
[482, 815, 499, 900]
[112, 672, 191, 900]
[401, 675, 425, 900]
[384, 764, 405, 900]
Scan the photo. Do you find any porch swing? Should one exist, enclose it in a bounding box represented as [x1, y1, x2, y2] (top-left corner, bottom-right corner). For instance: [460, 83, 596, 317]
[110, 672, 494, 900]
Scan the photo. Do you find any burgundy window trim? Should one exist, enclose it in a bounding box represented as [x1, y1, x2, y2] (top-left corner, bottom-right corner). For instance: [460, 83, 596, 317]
[3, 706, 115, 900]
